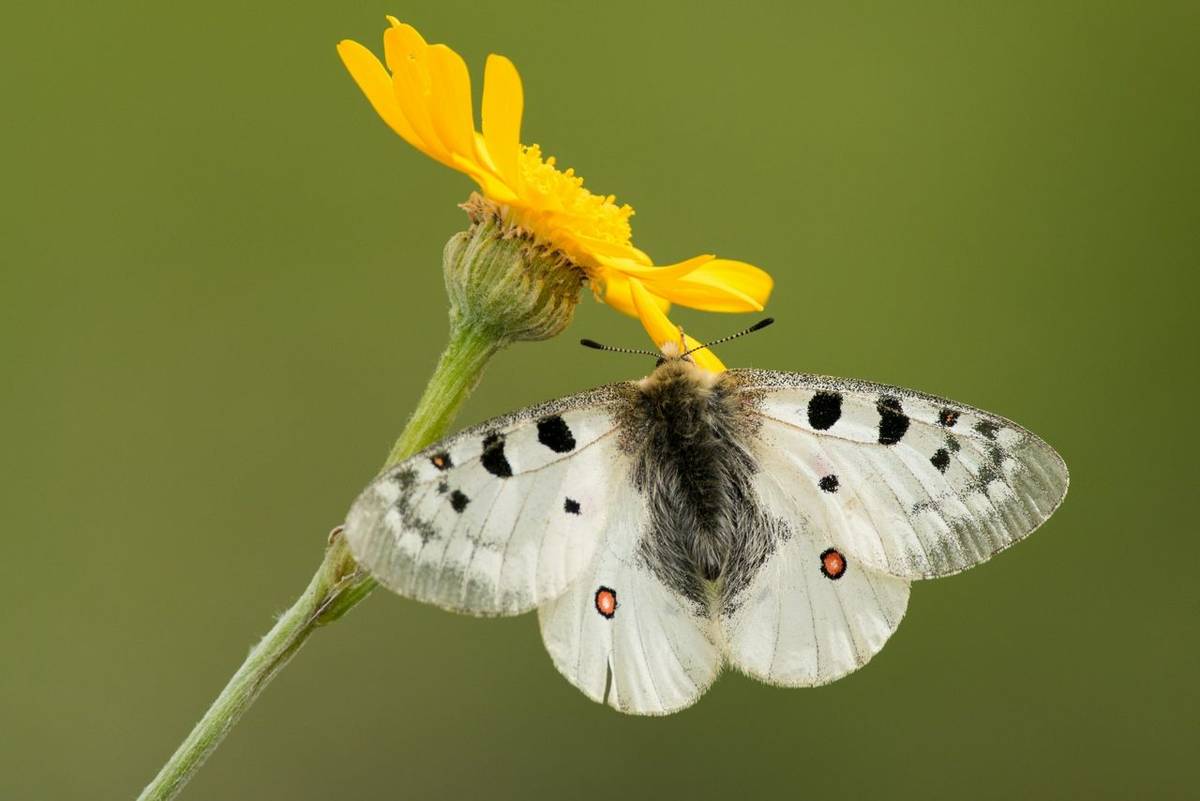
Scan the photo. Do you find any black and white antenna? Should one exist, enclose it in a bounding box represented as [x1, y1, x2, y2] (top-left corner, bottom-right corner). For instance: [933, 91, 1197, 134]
[579, 339, 660, 358]
[681, 318, 774, 358]
[580, 318, 774, 360]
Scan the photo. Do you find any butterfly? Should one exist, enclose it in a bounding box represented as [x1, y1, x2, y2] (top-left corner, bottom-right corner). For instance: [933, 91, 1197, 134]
[343, 322, 1068, 715]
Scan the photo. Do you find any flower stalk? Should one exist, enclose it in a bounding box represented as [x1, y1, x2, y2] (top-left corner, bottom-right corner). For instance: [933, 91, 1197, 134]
[383, 319, 501, 468]
[136, 534, 360, 801]
[137, 216, 578, 801]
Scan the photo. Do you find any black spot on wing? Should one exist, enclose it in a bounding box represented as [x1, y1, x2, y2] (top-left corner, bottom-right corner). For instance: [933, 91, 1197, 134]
[975, 464, 999, 486]
[392, 468, 417, 490]
[564, 497, 581, 515]
[436, 480, 449, 494]
[807, 392, 843, 430]
[938, 409, 960, 428]
[449, 490, 470, 513]
[975, 420, 1000, 440]
[819, 474, 839, 493]
[392, 477, 438, 543]
[931, 448, 951, 473]
[877, 396, 910, 445]
[537, 415, 576, 453]
[481, 432, 513, 478]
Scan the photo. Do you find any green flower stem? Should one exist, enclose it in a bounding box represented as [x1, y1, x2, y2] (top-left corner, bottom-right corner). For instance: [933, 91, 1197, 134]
[137, 319, 502, 801]
[382, 319, 501, 469]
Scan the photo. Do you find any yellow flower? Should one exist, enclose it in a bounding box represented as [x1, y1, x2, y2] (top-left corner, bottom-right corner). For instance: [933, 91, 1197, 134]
[337, 18, 772, 371]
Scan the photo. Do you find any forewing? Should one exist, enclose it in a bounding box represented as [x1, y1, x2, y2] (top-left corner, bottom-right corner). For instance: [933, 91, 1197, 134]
[344, 385, 629, 616]
[732, 369, 1069, 580]
[538, 479, 723, 715]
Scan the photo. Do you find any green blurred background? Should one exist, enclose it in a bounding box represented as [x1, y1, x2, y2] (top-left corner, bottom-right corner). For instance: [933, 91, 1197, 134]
[2, 1, 1197, 798]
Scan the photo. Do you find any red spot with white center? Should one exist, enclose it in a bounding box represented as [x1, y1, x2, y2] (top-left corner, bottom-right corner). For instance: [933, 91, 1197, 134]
[820, 548, 847, 580]
[594, 586, 617, 618]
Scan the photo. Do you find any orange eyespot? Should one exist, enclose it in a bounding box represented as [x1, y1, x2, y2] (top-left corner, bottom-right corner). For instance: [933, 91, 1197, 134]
[820, 548, 847, 580]
[594, 586, 617, 618]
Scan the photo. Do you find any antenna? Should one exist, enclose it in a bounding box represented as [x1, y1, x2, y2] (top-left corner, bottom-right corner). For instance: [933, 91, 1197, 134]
[581, 318, 775, 361]
[681, 318, 774, 357]
[579, 339, 660, 358]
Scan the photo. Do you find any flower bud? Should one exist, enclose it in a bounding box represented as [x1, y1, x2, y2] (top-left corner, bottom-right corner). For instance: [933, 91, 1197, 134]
[443, 194, 584, 344]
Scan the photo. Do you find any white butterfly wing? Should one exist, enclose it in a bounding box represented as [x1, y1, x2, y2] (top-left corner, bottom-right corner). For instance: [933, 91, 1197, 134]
[343, 386, 628, 616]
[733, 370, 1069, 580]
[721, 465, 910, 686]
[538, 478, 723, 715]
[347, 366, 1068, 710]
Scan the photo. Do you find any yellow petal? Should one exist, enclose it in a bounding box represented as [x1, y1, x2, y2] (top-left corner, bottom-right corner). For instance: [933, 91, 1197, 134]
[641, 276, 760, 311]
[629, 277, 684, 350]
[383, 21, 427, 78]
[470, 131, 501, 175]
[482, 54, 523, 190]
[602, 272, 670, 317]
[565, 234, 648, 264]
[426, 44, 480, 162]
[385, 25, 454, 167]
[682, 335, 726, 372]
[603, 253, 714, 281]
[691, 259, 773, 306]
[336, 40, 426, 151]
[639, 259, 773, 312]
[462, 140, 521, 202]
[629, 280, 727, 372]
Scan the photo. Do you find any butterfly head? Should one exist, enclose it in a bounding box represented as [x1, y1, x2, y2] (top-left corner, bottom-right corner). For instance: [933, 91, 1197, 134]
[654, 339, 695, 368]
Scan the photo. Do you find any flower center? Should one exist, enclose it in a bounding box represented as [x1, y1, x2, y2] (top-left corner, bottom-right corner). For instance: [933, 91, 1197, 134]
[515, 145, 635, 251]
